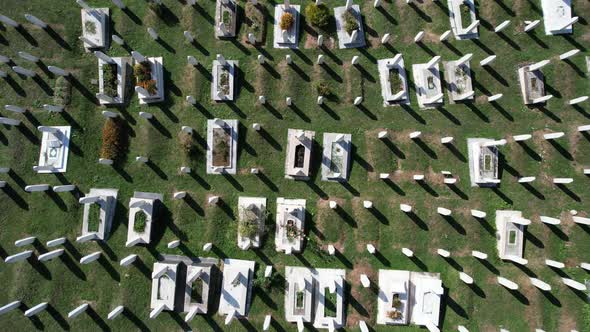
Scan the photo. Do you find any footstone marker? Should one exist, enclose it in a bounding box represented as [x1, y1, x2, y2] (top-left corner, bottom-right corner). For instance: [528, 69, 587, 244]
[38, 249, 65, 262]
[24, 302, 48, 317]
[108, 306, 124, 320]
[0, 301, 21, 315]
[24, 14, 48, 29]
[68, 303, 89, 319]
[79, 251, 101, 264]
[14, 236, 36, 247]
[119, 254, 137, 266]
[5, 250, 33, 263]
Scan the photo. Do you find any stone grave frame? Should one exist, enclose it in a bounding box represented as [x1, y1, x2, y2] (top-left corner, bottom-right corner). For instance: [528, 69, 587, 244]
[285, 129, 315, 180]
[467, 138, 500, 187]
[518, 63, 546, 105]
[126, 192, 163, 247]
[215, 0, 238, 38]
[495, 210, 525, 260]
[98, 56, 131, 105]
[443, 59, 474, 103]
[448, 0, 479, 40]
[150, 262, 179, 312]
[206, 119, 238, 174]
[211, 60, 238, 101]
[313, 268, 346, 330]
[273, 2, 301, 49]
[81, 7, 110, 51]
[321, 133, 351, 182]
[183, 265, 212, 315]
[237, 196, 267, 250]
[378, 56, 410, 106]
[285, 266, 315, 323]
[218, 258, 256, 317]
[334, 4, 366, 49]
[81, 188, 118, 241]
[377, 269, 410, 325]
[412, 62, 444, 109]
[136, 57, 164, 104]
[541, 0, 573, 35]
[275, 198, 306, 254]
[37, 126, 71, 173]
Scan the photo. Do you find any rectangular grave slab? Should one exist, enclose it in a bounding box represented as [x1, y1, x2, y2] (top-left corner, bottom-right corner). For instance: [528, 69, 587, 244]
[37, 126, 71, 173]
[275, 198, 306, 254]
[541, 0, 573, 35]
[334, 5, 366, 49]
[237, 197, 267, 249]
[273, 4, 301, 49]
[215, 0, 238, 38]
[183, 264, 212, 315]
[211, 60, 237, 101]
[136, 57, 164, 104]
[378, 57, 410, 106]
[518, 64, 546, 105]
[285, 266, 315, 323]
[81, 188, 118, 241]
[321, 133, 351, 182]
[443, 60, 474, 102]
[285, 129, 315, 180]
[126, 192, 163, 246]
[150, 262, 179, 311]
[495, 210, 525, 260]
[207, 119, 238, 174]
[377, 269, 410, 325]
[467, 138, 500, 187]
[313, 268, 346, 329]
[448, 0, 478, 40]
[412, 62, 443, 109]
[98, 57, 131, 105]
[409, 272, 443, 327]
[377, 270, 443, 328]
[81, 8, 110, 51]
[218, 258, 255, 317]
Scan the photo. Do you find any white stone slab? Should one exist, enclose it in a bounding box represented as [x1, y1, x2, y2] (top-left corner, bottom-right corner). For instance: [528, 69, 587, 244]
[321, 133, 351, 182]
[206, 119, 238, 174]
[273, 5, 300, 49]
[541, 0, 573, 35]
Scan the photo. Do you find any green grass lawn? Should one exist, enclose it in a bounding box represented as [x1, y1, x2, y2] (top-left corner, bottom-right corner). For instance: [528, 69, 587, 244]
[0, 0, 590, 331]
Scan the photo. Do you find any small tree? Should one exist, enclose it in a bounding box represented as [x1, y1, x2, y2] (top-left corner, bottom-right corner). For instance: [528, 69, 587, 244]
[305, 4, 330, 30]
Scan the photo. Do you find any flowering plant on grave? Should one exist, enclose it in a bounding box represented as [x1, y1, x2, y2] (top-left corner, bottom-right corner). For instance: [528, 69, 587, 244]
[280, 12, 294, 30]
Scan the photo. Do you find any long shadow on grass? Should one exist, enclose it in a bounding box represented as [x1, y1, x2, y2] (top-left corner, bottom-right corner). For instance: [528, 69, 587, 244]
[47, 304, 70, 330]
[28, 254, 52, 280]
[383, 178, 405, 195]
[556, 183, 580, 202]
[19, 304, 44, 329]
[2, 184, 29, 210]
[122, 309, 151, 331]
[448, 183, 469, 200]
[442, 215, 466, 235]
[60, 252, 86, 280]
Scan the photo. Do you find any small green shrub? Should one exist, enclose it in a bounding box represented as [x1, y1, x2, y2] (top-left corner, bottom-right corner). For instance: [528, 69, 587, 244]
[305, 4, 330, 30]
[53, 76, 71, 106]
[280, 12, 294, 30]
[222, 9, 231, 27]
[102, 64, 118, 97]
[342, 9, 359, 35]
[87, 203, 101, 232]
[134, 211, 147, 232]
[315, 81, 331, 97]
[84, 21, 96, 35]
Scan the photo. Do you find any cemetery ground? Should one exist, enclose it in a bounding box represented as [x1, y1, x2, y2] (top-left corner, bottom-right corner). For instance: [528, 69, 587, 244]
[0, 0, 589, 331]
